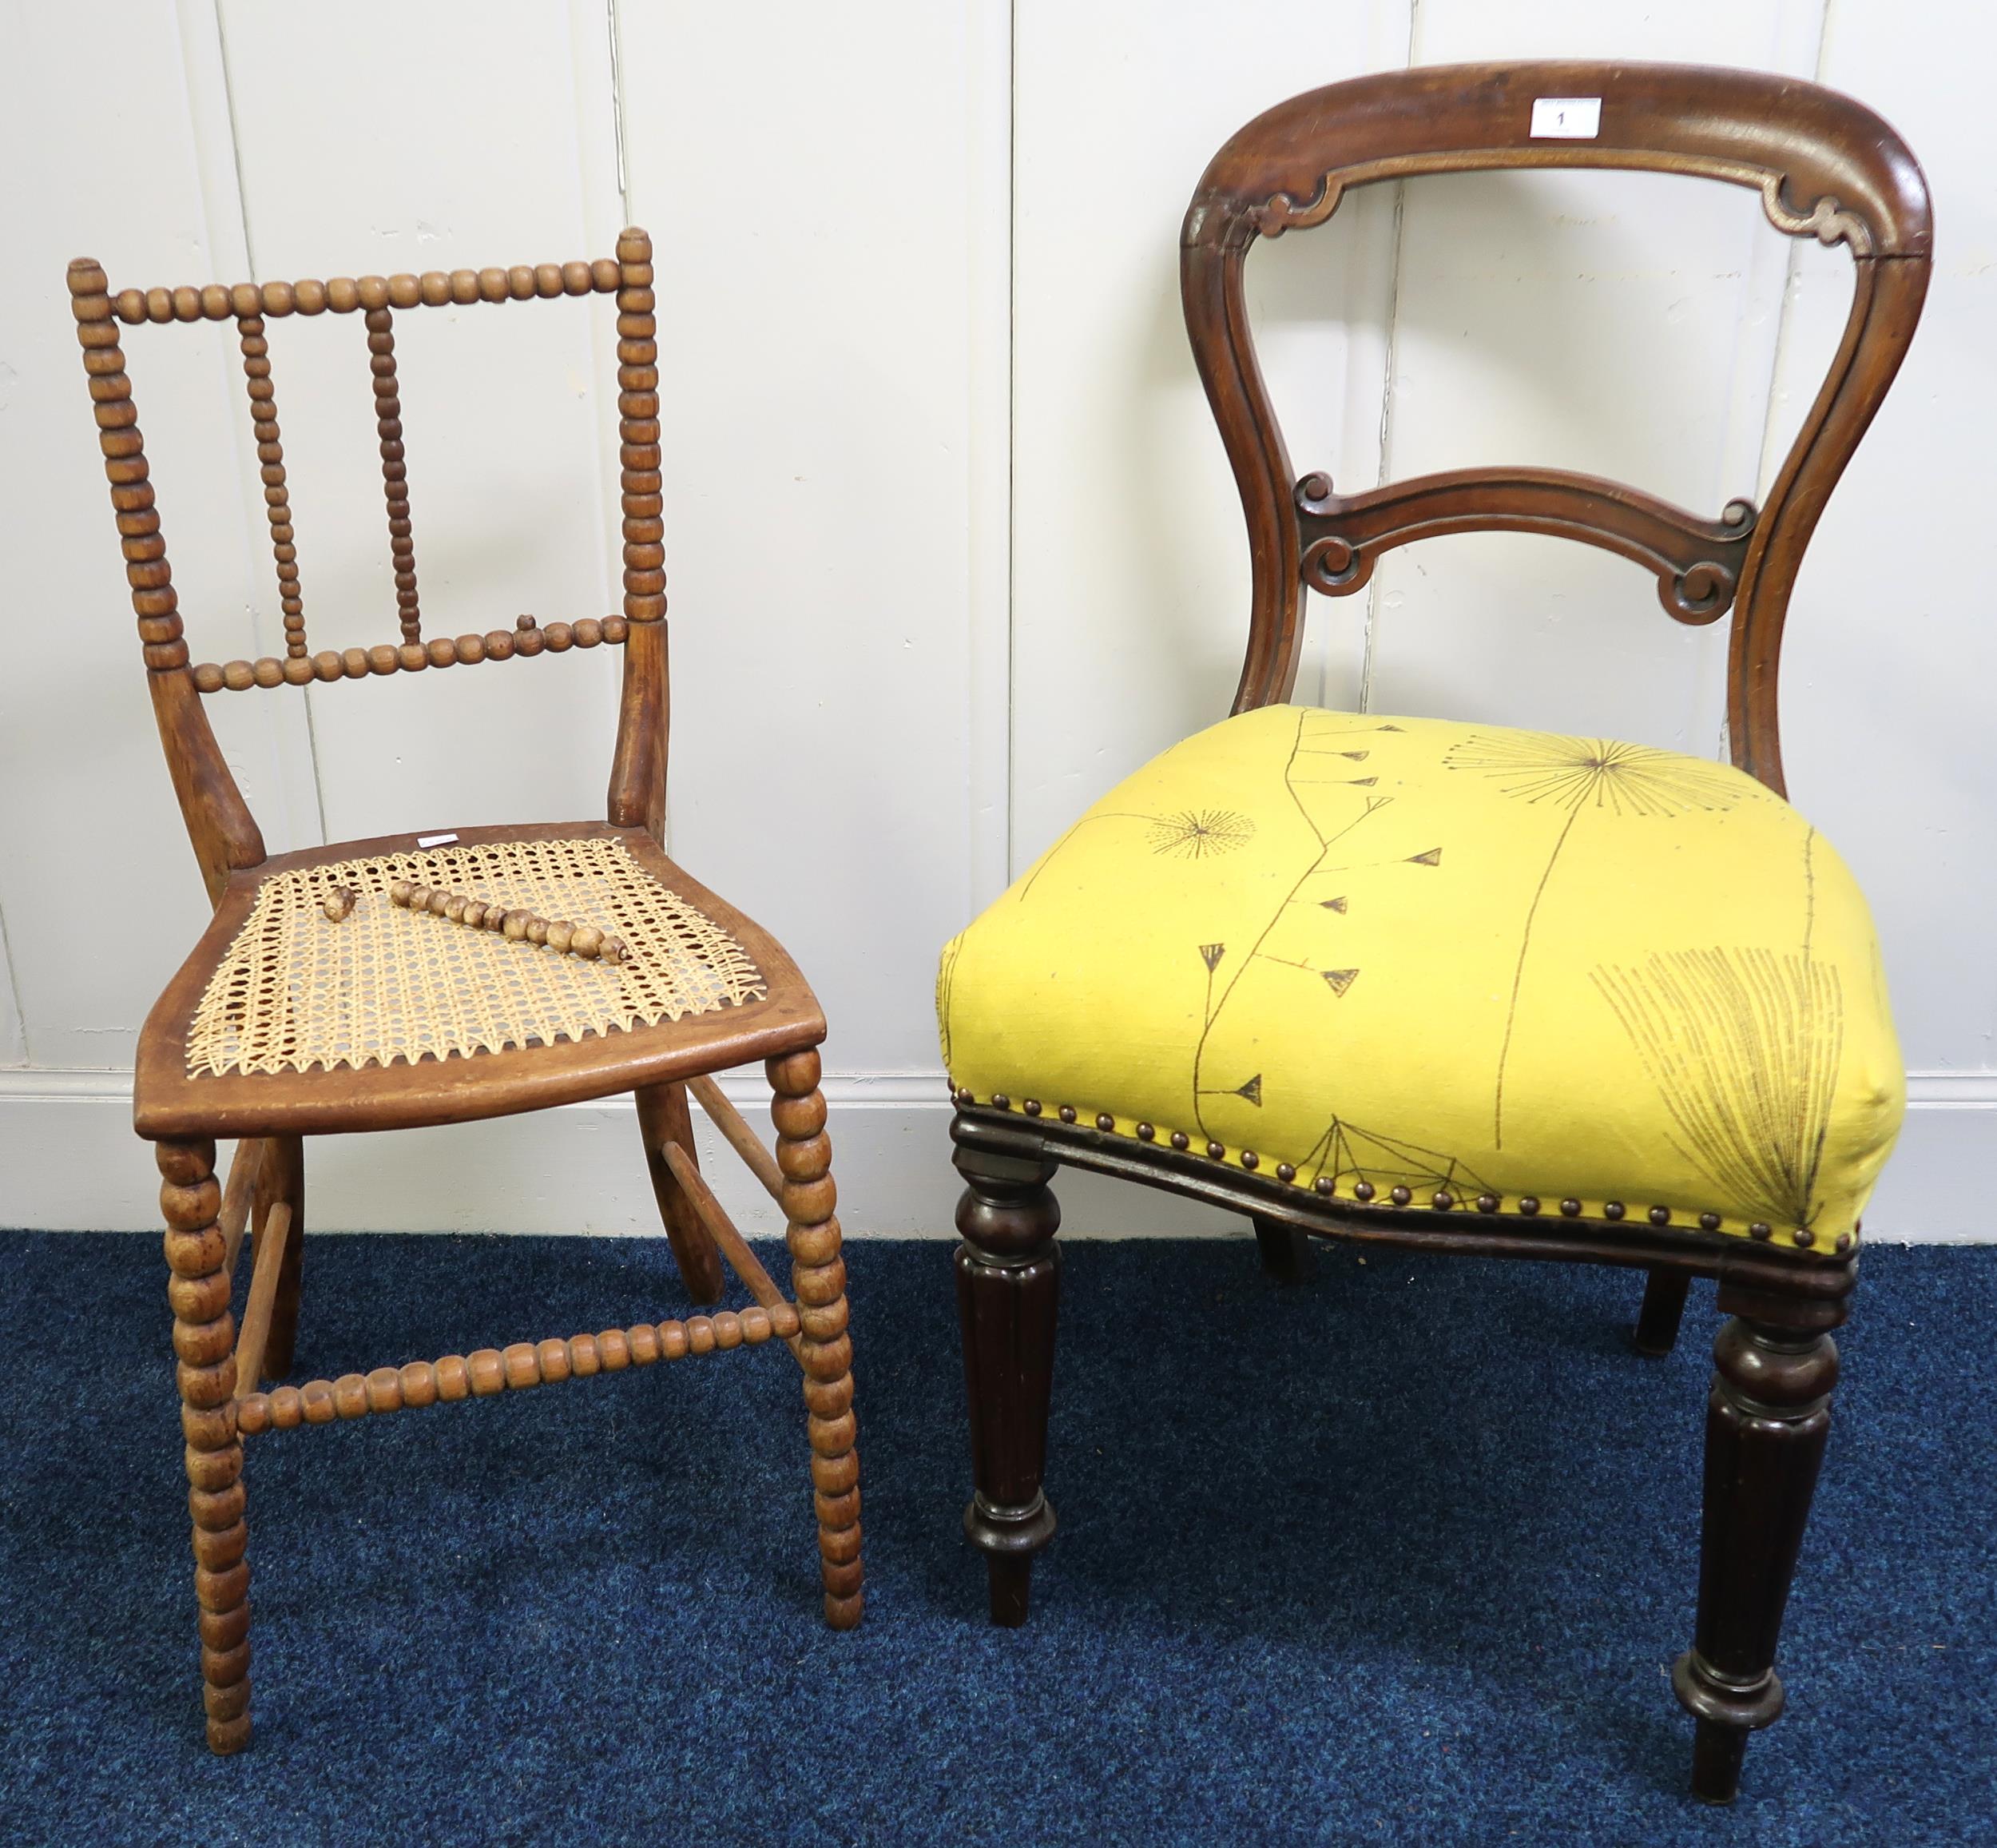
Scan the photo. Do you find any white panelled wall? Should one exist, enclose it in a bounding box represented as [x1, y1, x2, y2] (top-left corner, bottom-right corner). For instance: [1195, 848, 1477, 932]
[0, 0, 1988, 1237]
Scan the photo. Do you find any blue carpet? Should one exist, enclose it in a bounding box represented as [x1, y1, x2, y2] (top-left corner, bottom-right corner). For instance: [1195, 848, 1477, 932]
[2, 1231, 1992, 1846]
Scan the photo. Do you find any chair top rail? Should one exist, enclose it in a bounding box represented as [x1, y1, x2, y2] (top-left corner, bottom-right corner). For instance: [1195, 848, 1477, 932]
[1185, 60, 1930, 259]
[107, 257, 629, 325]
[1179, 62, 1932, 792]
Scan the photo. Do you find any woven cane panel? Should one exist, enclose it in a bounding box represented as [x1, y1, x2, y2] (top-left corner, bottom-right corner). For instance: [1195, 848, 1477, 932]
[185, 837, 766, 1076]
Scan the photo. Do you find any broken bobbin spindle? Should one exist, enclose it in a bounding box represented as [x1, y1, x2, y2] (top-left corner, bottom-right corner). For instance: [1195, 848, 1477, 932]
[387, 880, 627, 965]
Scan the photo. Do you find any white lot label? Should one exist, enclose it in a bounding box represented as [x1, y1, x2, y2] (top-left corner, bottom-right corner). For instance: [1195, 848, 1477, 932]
[1530, 96, 1602, 139]
[416, 833, 459, 848]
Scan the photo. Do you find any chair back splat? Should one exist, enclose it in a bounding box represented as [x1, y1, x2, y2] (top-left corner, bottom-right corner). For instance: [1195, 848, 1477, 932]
[1181, 61, 1931, 793]
[66, 231, 669, 904]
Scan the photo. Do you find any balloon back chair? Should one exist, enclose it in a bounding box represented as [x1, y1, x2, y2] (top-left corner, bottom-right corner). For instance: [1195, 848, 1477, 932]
[68, 230, 863, 1755]
[939, 62, 1927, 1802]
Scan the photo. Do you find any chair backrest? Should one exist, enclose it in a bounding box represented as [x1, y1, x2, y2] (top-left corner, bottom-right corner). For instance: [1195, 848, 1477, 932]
[67, 229, 669, 906]
[1181, 62, 1931, 794]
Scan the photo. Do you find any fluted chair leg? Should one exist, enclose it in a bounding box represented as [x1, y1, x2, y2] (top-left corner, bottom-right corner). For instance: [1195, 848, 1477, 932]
[1253, 1215, 1313, 1284]
[637, 1080, 726, 1305]
[160, 1136, 252, 1754]
[767, 1049, 863, 1628]
[952, 1127, 1061, 1626]
[1673, 1306, 1840, 1802]
[1631, 1266, 1691, 1357]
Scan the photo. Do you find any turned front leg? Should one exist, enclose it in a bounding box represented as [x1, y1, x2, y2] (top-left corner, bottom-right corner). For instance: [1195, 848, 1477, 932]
[1673, 1312, 1840, 1802]
[953, 1135, 1061, 1626]
[767, 1049, 863, 1628]
[159, 1136, 252, 1754]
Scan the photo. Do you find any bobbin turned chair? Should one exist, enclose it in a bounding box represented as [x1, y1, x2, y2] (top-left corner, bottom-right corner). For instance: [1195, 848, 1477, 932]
[67, 229, 863, 1755]
[939, 64, 1928, 1802]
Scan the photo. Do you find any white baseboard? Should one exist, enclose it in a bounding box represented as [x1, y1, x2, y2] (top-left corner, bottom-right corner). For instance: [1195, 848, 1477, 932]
[0, 1067, 1987, 1240]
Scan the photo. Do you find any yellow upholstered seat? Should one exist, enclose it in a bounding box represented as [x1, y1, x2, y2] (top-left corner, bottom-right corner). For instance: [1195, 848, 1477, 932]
[938, 705, 1902, 1253]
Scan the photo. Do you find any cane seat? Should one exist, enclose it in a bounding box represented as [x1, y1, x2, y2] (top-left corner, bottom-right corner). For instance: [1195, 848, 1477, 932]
[134, 821, 824, 1139]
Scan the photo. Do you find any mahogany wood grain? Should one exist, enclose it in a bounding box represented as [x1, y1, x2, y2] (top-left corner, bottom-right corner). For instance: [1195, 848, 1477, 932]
[1633, 1268, 1693, 1358]
[1674, 1294, 1844, 1803]
[960, 1107, 1855, 1300]
[951, 62, 1924, 1806]
[1252, 1214, 1313, 1285]
[1292, 469, 1755, 622]
[951, 1115, 1062, 1626]
[952, 1093, 1859, 1798]
[1180, 60, 1931, 793]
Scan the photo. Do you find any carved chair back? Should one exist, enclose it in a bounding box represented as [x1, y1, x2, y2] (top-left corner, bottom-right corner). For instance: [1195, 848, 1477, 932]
[68, 230, 669, 905]
[1181, 62, 1931, 793]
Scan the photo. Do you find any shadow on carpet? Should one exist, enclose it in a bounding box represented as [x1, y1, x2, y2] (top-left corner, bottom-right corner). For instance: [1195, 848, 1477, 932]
[2, 1232, 1991, 1846]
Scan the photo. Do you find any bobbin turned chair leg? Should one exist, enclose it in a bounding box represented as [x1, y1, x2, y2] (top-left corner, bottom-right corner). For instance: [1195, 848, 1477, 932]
[952, 1127, 1062, 1626]
[159, 1136, 252, 1754]
[1631, 1266, 1691, 1357]
[252, 1135, 305, 1381]
[1253, 1215, 1312, 1285]
[636, 1081, 725, 1305]
[1673, 1298, 1841, 1802]
[767, 1049, 864, 1627]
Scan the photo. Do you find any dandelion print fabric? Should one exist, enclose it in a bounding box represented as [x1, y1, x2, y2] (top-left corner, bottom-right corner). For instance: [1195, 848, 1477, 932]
[936, 705, 1903, 1251]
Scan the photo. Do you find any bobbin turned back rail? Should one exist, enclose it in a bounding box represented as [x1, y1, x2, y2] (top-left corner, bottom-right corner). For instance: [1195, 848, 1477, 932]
[81, 248, 657, 693]
[68, 228, 669, 904]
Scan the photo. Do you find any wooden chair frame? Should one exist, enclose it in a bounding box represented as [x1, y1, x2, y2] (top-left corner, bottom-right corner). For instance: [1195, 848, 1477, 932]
[949, 62, 1929, 1804]
[69, 229, 862, 1755]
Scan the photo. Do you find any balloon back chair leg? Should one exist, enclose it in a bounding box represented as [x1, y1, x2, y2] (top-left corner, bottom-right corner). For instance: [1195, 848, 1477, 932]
[768, 1049, 864, 1627]
[952, 1122, 1062, 1625]
[161, 1136, 253, 1754]
[1253, 1214, 1313, 1285]
[1673, 1284, 1844, 1802]
[637, 1080, 726, 1305]
[1632, 1266, 1692, 1357]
